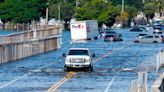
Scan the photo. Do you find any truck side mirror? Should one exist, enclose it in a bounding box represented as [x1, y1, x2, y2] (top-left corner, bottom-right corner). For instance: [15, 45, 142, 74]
[92, 54, 95, 57]
[63, 53, 66, 57]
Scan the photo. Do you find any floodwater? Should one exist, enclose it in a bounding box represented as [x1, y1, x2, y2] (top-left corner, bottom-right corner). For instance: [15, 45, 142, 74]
[0, 30, 18, 36]
[0, 28, 163, 92]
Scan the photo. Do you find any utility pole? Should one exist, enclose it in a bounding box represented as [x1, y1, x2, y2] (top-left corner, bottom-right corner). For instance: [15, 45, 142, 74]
[121, 0, 124, 13]
[58, 5, 61, 21]
[121, 0, 124, 27]
[46, 7, 49, 25]
[46, 0, 49, 25]
[75, 0, 80, 16]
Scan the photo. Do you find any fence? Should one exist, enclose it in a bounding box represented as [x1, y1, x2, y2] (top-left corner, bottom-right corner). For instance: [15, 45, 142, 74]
[0, 25, 63, 64]
[130, 71, 147, 92]
[156, 50, 164, 72]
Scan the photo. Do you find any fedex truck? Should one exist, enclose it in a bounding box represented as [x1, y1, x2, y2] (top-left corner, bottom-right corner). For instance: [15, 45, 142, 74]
[70, 20, 99, 40]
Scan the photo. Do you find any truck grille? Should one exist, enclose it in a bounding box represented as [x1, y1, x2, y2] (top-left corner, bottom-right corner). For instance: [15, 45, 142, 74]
[71, 58, 84, 63]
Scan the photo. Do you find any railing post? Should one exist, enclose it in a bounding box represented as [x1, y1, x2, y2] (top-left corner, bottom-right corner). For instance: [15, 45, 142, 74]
[156, 50, 164, 72]
[137, 71, 147, 92]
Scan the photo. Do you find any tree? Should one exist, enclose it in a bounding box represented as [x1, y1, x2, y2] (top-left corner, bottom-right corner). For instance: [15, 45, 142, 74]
[111, 0, 143, 11]
[75, 0, 119, 27]
[0, 0, 4, 3]
[49, 2, 74, 20]
[155, 0, 164, 17]
[116, 11, 129, 26]
[144, 2, 156, 19]
[0, 0, 47, 23]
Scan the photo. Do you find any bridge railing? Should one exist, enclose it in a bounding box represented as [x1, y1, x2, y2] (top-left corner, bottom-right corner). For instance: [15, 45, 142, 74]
[151, 73, 164, 92]
[130, 71, 147, 92]
[0, 25, 63, 64]
[0, 25, 63, 44]
[156, 50, 164, 72]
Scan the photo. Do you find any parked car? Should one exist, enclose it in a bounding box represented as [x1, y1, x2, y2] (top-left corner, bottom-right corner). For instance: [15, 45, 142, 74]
[63, 48, 94, 71]
[105, 31, 122, 37]
[129, 27, 143, 32]
[153, 28, 163, 34]
[138, 33, 148, 38]
[139, 27, 148, 32]
[134, 35, 164, 43]
[104, 34, 123, 41]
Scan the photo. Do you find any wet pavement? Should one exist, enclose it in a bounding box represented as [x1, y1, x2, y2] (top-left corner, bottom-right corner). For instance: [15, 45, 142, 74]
[0, 28, 163, 92]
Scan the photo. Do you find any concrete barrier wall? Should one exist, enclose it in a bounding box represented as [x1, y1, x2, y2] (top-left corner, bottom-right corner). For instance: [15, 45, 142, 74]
[0, 37, 58, 63]
[130, 71, 147, 92]
[152, 74, 164, 92]
[0, 25, 63, 64]
[0, 26, 61, 44]
[156, 51, 164, 72]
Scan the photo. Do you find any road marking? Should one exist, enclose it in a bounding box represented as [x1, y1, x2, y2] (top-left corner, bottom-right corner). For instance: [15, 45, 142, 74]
[93, 45, 129, 63]
[0, 61, 57, 89]
[0, 73, 31, 89]
[103, 45, 139, 92]
[47, 72, 76, 92]
[47, 45, 133, 92]
[104, 77, 116, 92]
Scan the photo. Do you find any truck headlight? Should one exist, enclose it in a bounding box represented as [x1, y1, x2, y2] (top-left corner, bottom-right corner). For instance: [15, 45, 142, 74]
[84, 59, 86, 63]
[84, 59, 89, 63]
[66, 59, 71, 63]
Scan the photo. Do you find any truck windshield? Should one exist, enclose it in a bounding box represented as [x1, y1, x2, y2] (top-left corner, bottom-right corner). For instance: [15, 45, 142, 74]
[68, 50, 89, 55]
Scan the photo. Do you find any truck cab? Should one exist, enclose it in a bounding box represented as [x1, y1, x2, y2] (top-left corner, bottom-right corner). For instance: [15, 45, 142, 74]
[63, 48, 94, 71]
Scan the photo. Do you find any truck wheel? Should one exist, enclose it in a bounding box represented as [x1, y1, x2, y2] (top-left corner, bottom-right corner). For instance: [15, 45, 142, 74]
[134, 40, 139, 43]
[153, 41, 158, 43]
[88, 65, 93, 72]
[64, 66, 69, 72]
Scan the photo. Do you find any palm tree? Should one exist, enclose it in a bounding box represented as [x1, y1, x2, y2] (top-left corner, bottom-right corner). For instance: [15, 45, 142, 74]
[157, 0, 164, 17]
[155, 0, 164, 17]
[144, 0, 164, 17]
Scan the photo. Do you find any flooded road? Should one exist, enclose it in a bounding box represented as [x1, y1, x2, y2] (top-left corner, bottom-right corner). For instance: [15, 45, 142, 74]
[0, 28, 163, 92]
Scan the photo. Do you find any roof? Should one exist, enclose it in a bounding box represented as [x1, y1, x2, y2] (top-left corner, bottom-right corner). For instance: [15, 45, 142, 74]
[69, 48, 89, 51]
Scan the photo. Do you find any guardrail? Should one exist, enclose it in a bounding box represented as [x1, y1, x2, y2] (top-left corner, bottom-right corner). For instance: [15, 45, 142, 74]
[130, 71, 147, 92]
[0, 26, 62, 44]
[156, 50, 164, 72]
[0, 25, 63, 64]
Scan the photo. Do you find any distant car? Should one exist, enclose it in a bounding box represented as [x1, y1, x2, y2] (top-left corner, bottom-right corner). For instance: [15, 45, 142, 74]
[134, 35, 164, 43]
[139, 27, 148, 32]
[130, 27, 143, 32]
[153, 29, 163, 34]
[105, 31, 122, 37]
[63, 48, 94, 71]
[104, 34, 123, 41]
[138, 33, 148, 38]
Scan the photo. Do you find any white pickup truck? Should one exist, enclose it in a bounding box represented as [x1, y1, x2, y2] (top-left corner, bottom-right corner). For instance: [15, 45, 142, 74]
[63, 48, 94, 71]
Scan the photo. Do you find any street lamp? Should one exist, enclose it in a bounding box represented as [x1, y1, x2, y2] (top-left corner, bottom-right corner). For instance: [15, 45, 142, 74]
[58, 5, 61, 21]
[121, 0, 124, 13]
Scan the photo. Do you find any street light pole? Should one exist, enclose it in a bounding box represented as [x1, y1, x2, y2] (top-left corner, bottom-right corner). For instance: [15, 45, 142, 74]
[121, 0, 124, 13]
[46, 7, 48, 25]
[58, 5, 61, 21]
[46, 0, 49, 26]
